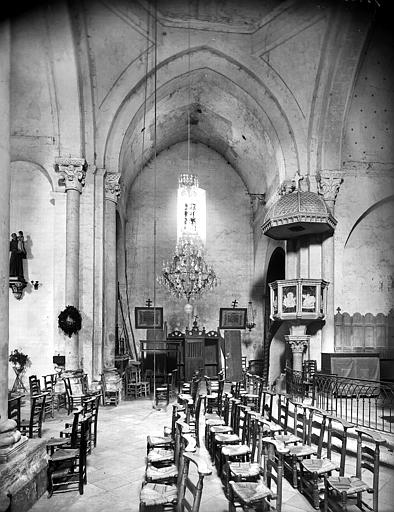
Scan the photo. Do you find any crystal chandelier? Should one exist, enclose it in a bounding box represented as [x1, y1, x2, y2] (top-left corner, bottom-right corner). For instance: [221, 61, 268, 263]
[158, 233, 218, 303]
[158, 171, 218, 302]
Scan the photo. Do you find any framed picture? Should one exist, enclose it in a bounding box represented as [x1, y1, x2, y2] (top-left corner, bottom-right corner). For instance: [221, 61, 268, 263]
[219, 308, 247, 330]
[134, 307, 163, 329]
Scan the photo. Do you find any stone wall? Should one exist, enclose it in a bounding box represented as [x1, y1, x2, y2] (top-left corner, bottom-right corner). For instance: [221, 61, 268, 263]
[124, 141, 260, 355]
[8, 163, 56, 389]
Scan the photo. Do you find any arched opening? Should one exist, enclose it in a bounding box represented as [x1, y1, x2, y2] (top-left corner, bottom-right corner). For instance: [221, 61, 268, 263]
[262, 247, 285, 385]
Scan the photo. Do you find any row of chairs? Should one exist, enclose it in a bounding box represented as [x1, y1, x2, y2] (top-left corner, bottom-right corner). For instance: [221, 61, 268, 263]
[45, 394, 101, 497]
[139, 377, 212, 511]
[205, 374, 387, 512]
[28, 372, 119, 418]
[204, 390, 287, 511]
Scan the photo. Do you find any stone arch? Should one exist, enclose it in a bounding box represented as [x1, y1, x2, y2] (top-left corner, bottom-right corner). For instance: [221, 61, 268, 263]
[101, 46, 304, 189]
[262, 246, 286, 384]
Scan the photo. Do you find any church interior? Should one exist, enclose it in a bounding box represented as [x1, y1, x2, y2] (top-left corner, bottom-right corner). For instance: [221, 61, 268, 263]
[0, 0, 393, 511]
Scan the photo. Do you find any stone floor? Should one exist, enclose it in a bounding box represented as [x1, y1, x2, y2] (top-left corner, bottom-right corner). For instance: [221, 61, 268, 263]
[26, 396, 394, 512]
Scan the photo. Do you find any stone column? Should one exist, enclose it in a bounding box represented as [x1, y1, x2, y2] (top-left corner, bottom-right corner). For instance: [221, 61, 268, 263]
[92, 168, 106, 379]
[318, 171, 343, 353]
[103, 173, 121, 370]
[55, 157, 87, 371]
[286, 336, 310, 372]
[0, 21, 10, 421]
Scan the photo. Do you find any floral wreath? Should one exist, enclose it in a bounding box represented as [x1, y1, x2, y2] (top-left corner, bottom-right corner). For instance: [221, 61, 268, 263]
[58, 305, 82, 338]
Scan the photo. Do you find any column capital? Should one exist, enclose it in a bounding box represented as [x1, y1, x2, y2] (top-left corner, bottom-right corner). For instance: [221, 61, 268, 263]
[317, 170, 344, 206]
[55, 157, 87, 193]
[105, 172, 121, 203]
[285, 335, 310, 353]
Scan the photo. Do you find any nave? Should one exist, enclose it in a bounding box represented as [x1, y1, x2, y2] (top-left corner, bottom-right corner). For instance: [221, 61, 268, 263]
[27, 389, 393, 512]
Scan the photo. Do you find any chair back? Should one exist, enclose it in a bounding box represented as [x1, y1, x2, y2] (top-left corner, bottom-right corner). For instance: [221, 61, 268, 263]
[69, 407, 83, 448]
[8, 395, 22, 429]
[70, 376, 84, 395]
[29, 375, 41, 396]
[274, 394, 290, 432]
[83, 395, 100, 447]
[289, 399, 314, 443]
[262, 438, 290, 512]
[326, 414, 354, 476]
[177, 451, 212, 512]
[43, 374, 57, 392]
[260, 388, 274, 420]
[29, 393, 46, 437]
[190, 373, 202, 404]
[194, 394, 204, 447]
[78, 415, 92, 484]
[355, 427, 386, 512]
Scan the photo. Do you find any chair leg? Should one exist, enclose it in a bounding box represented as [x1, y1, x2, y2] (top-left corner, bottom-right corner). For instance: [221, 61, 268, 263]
[47, 467, 53, 498]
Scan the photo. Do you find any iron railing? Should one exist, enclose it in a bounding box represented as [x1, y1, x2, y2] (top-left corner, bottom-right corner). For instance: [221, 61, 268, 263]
[286, 367, 394, 433]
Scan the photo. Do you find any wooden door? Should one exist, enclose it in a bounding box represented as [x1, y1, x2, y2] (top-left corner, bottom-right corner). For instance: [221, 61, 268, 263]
[223, 330, 243, 381]
[184, 337, 204, 380]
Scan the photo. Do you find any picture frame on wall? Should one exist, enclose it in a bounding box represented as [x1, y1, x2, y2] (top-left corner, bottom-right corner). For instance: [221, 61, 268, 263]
[219, 308, 247, 330]
[134, 307, 163, 329]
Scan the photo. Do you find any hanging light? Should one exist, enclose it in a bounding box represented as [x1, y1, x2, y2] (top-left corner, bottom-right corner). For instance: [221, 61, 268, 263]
[157, 13, 218, 304]
[246, 301, 256, 331]
[158, 232, 218, 303]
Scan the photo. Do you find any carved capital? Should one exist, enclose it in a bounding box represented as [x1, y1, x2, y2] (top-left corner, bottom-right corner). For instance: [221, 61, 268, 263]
[55, 157, 87, 193]
[317, 170, 344, 205]
[285, 335, 310, 353]
[105, 173, 121, 203]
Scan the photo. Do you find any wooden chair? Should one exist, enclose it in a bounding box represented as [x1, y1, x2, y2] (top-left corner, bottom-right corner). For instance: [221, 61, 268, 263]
[43, 373, 67, 411]
[145, 414, 194, 486]
[63, 377, 87, 414]
[277, 400, 319, 488]
[155, 372, 174, 408]
[147, 403, 180, 453]
[214, 401, 249, 477]
[8, 394, 23, 429]
[299, 412, 354, 509]
[47, 415, 92, 497]
[140, 446, 211, 511]
[323, 427, 386, 512]
[101, 373, 120, 406]
[228, 437, 289, 512]
[82, 395, 100, 449]
[29, 375, 54, 419]
[205, 371, 224, 414]
[19, 393, 46, 438]
[126, 366, 150, 398]
[224, 410, 261, 495]
[46, 407, 83, 455]
[206, 393, 234, 457]
[240, 374, 263, 412]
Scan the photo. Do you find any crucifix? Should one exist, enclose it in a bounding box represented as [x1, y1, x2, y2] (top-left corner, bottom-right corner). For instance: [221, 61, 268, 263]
[231, 299, 238, 308]
[146, 298, 152, 307]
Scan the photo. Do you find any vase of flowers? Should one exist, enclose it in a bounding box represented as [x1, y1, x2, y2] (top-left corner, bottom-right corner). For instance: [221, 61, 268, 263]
[9, 349, 31, 393]
[9, 348, 31, 370]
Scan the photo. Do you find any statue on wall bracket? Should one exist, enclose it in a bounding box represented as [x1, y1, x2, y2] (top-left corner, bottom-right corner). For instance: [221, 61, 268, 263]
[9, 230, 27, 300]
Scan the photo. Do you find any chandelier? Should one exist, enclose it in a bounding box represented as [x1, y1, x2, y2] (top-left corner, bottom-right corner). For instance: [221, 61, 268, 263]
[158, 233, 218, 303]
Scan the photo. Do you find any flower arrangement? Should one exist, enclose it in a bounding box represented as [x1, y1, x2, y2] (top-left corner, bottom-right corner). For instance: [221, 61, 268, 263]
[58, 305, 82, 337]
[9, 349, 31, 369]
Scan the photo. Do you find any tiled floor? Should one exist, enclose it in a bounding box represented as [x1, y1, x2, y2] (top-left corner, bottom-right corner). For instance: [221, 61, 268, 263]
[28, 396, 394, 512]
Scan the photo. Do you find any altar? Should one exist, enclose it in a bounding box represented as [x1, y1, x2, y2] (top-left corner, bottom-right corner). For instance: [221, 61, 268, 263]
[140, 321, 222, 382]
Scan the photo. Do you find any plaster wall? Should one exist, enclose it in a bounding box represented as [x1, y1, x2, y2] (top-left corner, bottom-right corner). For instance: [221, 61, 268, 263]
[125, 142, 258, 352]
[335, 176, 394, 316]
[335, 21, 394, 316]
[8, 163, 55, 388]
